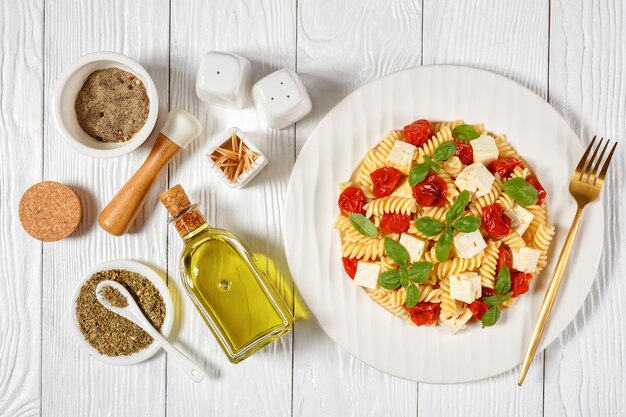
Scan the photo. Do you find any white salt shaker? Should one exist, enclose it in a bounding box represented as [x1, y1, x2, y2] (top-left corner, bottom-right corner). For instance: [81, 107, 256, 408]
[206, 127, 268, 189]
[196, 52, 252, 108]
[251, 69, 312, 129]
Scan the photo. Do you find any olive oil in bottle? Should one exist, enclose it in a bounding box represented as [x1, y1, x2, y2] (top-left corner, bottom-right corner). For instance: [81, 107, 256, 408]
[160, 185, 292, 363]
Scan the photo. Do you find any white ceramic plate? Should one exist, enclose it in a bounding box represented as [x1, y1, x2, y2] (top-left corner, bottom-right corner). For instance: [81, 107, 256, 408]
[284, 65, 603, 383]
[70, 260, 174, 365]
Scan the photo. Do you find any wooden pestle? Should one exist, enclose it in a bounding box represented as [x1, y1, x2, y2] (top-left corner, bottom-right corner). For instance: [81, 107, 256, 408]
[98, 109, 202, 236]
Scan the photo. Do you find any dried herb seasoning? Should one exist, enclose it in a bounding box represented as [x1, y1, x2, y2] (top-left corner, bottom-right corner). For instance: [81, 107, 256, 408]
[100, 286, 129, 308]
[75, 67, 149, 143]
[76, 269, 165, 356]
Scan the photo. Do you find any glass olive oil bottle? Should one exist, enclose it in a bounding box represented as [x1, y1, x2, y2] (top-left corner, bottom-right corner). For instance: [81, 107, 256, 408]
[160, 184, 292, 363]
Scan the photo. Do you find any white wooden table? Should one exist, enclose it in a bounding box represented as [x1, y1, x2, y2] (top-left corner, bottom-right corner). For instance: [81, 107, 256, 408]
[1, 0, 624, 416]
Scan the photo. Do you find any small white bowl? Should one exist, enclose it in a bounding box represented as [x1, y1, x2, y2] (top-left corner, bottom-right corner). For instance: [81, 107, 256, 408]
[53, 51, 159, 158]
[206, 127, 268, 188]
[70, 260, 174, 365]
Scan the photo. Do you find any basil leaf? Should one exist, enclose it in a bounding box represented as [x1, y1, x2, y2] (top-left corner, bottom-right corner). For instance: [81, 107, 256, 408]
[482, 295, 501, 306]
[435, 228, 453, 262]
[453, 215, 482, 233]
[384, 237, 409, 267]
[348, 213, 378, 238]
[445, 190, 472, 226]
[496, 266, 511, 296]
[481, 305, 501, 327]
[378, 270, 401, 290]
[452, 124, 480, 141]
[407, 261, 434, 284]
[502, 177, 539, 207]
[415, 216, 445, 236]
[423, 156, 440, 172]
[499, 292, 513, 303]
[433, 141, 457, 162]
[408, 164, 430, 187]
[406, 284, 420, 308]
[399, 268, 410, 288]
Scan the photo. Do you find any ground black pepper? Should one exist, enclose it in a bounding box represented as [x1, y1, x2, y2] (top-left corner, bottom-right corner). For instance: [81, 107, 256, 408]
[75, 67, 149, 143]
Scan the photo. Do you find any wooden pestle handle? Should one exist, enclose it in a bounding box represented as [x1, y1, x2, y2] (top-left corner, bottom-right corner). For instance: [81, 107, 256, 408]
[98, 133, 182, 236]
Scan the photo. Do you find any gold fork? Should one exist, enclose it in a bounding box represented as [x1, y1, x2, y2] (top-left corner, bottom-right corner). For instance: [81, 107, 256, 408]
[517, 136, 618, 386]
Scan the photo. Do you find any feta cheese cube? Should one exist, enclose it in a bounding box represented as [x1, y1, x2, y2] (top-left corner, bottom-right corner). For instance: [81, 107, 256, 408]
[511, 247, 541, 273]
[449, 272, 482, 304]
[353, 261, 381, 289]
[385, 140, 417, 175]
[439, 309, 474, 334]
[471, 133, 499, 164]
[399, 233, 426, 263]
[454, 162, 495, 198]
[453, 230, 487, 259]
[504, 203, 535, 236]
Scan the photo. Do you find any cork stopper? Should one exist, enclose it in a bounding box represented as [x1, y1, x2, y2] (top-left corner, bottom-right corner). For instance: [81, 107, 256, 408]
[159, 184, 191, 216]
[19, 181, 82, 242]
[159, 184, 206, 237]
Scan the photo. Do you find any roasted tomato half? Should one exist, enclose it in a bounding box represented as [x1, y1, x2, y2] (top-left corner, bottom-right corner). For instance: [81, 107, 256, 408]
[481, 204, 511, 239]
[405, 302, 441, 326]
[487, 157, 525, 178]
[342, 257, 359, 279]
[527, 176, 546, 205]
[511, 271, 533, 297]
[469, 300, 489, 320]
[412, 174, 448, 207]
[338, 186, 366, 215]
[379, 213, 411, 233]
[454, 142, 473, 165]
[403, 119, 434, 147]
[496, 245, 512, 272]
[370, 167, 402, 198]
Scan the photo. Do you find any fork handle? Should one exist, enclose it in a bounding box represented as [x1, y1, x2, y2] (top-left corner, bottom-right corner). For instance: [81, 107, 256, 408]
[517, 206, 584, 385]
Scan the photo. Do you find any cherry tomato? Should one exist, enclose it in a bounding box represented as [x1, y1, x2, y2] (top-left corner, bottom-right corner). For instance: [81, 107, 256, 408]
[412, 174, 448, 207]
[482, 287, 496, 298]
[527, 177, 546, 205]
[370, 167, 402, 198]
[338, 186, 366, 215]
[403, 119, 434, 147]
[405, 302, 441, 326]
[342, 257, 359, 279]
[511, 271, 533, 296]
[481, 204, 511, 239]
[496, 245, 512, 272]
[379, 213, 411, 233]
[487, 157, 525, 178]
[454, 142, 473, 165]
[469, 300, 489, 320]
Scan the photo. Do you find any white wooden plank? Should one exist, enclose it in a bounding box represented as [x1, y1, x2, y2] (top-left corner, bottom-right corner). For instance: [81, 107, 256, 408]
[166, 1, 295, 416]
[545, 1, 626, 415]
[41, 1, 170, 416]
[0, 1, 43, 416]
[419, 1, 548, 415]
[294, 1, 421, 416]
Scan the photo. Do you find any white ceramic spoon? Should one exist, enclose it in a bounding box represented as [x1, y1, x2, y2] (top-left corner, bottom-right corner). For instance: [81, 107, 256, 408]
[95, 280, 206, 382]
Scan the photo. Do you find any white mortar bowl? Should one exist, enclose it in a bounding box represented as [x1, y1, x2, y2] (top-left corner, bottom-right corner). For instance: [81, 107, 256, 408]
[53, 51, 159, 158]
[70, 260, 173, 365]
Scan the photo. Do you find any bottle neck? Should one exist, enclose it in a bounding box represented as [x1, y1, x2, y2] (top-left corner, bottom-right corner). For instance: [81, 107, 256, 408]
[169, 204, 208, 238]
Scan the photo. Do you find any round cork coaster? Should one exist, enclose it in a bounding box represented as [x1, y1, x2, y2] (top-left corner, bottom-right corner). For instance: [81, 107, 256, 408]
[19, 181, 82, 242]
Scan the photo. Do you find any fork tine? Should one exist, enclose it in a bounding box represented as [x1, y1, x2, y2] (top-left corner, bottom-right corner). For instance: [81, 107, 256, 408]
[583, 137, 604, 182]
[589, 139, 611, 183]
[575, 136, 596, 179]
[596, 141, 618, 184]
